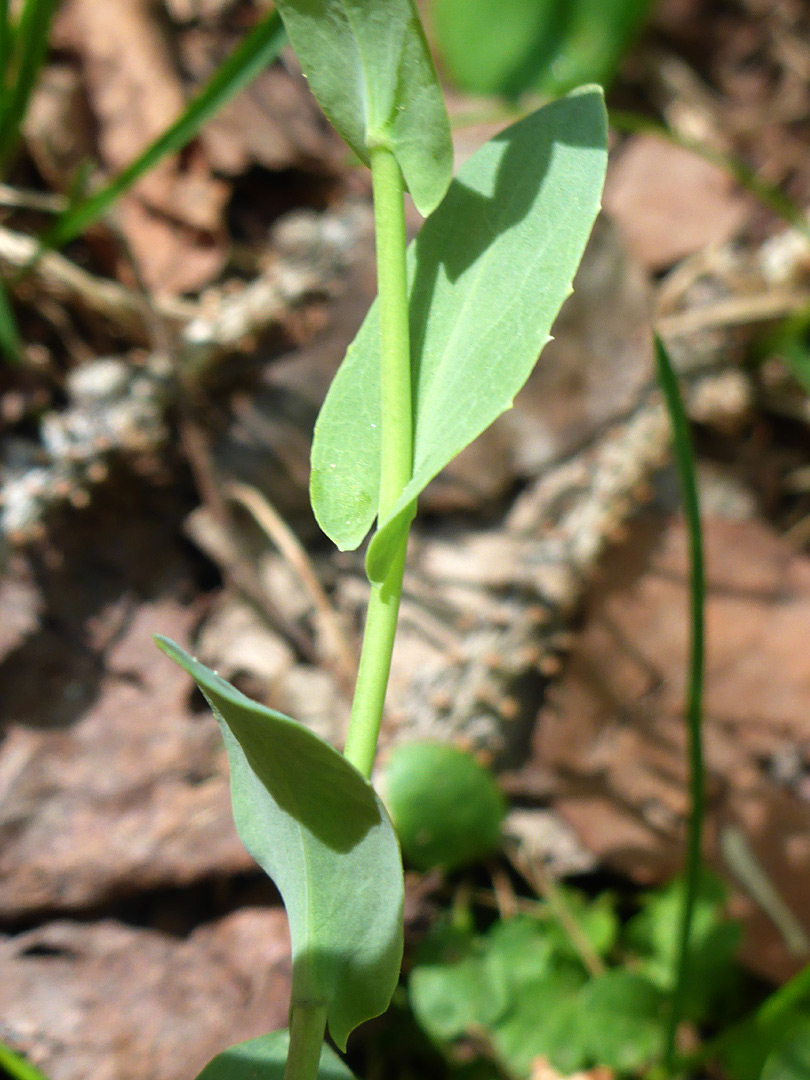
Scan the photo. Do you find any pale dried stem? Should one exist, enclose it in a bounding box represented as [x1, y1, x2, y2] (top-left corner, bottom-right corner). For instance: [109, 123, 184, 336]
[226, 481, 357, 696]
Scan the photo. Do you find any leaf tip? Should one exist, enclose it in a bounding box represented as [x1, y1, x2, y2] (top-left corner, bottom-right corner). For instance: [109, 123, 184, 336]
[153, 633, 176, 658]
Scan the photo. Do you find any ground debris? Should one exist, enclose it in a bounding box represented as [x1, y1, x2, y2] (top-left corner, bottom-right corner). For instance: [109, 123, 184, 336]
[536, 514, 810, 982]
[57, 0, 229, 294]
[0, 483, 253, 918]
[0, 908, 291, 1080]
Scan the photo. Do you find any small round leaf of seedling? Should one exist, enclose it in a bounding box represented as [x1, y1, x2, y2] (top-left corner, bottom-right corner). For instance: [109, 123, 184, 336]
[382, 740, 506, 871]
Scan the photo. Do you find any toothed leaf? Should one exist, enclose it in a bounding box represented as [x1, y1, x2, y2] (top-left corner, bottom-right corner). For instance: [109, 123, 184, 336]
[310, 87, 608, 579]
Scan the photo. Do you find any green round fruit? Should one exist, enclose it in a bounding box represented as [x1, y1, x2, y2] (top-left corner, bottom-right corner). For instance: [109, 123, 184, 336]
[382, 740, 506, 871]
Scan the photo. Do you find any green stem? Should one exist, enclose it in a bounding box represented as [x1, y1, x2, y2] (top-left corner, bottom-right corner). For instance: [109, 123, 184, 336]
[343, 145, 413, 779]
[0, 1041, 51, 1080]
[343, 536, 408, 777]
[656, 337, 706, 1075]
[677, 960, 810, 1074]
[284, 1003, 328, 1080]
[367, 145, 413, 522]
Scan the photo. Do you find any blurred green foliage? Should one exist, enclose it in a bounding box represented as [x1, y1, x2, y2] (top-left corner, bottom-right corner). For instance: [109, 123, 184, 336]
[429, 0, 655, 99]
[406, 875, 782, 1078]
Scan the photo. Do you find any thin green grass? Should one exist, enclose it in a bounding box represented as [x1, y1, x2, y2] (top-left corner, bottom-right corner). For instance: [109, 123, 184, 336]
[0, 7, 285, 362]
[655, 335, 706, 1075]
[0, 1040, 52, 1080]
[0, 0, 59, 170]
[0, 0, 12, 87]
[0, 273, 22, 362]
[0, 0, 60, 362]
[679, 955, 810, 1074]
[45, 9, 285, 248]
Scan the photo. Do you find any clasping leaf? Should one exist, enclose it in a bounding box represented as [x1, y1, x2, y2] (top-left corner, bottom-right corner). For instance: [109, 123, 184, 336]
[196, 1030, 358, 1080]
[310, 87, 608, 581]
[155, 637, 404, 1051]
[273, 0, 452, 216]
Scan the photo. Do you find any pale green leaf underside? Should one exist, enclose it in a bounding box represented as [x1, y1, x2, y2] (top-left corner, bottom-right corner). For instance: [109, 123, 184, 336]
[274, 0, 451, 216]
[310, 87, 608, 582]
[196, 1029, 358, 1080]
[155, 637, 403, 1051]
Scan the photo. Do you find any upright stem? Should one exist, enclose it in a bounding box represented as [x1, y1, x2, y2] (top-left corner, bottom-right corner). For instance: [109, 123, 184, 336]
[656, 338, 706, 1074]
[368, 145, 413, 522]
[679, 960, 810, 1074]
[284, 1003, 328, 1080]
[286, 143, 411, 1080]
[343, 145, 413, 779]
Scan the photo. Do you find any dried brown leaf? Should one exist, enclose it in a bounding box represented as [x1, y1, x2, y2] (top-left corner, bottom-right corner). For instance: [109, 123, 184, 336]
[63, 0, 228, 294]
[537, 514, 810, 980]
[0, 908, 291, 1080]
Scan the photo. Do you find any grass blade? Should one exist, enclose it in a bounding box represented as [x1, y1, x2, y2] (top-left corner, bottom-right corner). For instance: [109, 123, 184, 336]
[678, 956, 810, 1073]
[0, 0, 58, 170]
[0, 1041, 52, 1080]
[0, 0, 12, 89]
[45, 10, 285, 248]
[655, 335, 706, 1073]
[0, 272, 21, 363]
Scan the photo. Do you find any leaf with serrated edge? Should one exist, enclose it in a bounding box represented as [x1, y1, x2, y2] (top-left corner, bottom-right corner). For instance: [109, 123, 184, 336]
[196, 1029, 358, 1080]
[310, 87, 607, 580]
[273, 0, 451, 216]
[155, 637, 403, 1051]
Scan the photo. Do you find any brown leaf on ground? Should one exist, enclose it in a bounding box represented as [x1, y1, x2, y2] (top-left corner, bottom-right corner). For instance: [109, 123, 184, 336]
[0, 907, 291, 1080]
[23, 62, 96, 192]
[536, 514, 810, 982]
[0, 594, 252, 916]
[182, 33, 344, 177]
[60, 0, 229, 294]
[0, 481, 253, 917]
[604, 135, 750, 270]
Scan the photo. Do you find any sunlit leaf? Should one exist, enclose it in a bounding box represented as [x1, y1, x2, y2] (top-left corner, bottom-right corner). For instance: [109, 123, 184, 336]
[310, 88, 607, 581]
[432, 0, 653, 100]
[431, 0, 565, 99]
[155, 637, 403, 1051]
[490, 962, 589, 1077]
[273, 0, 451, 216]
[625, 872, 740, 1024]
[545, 888, 619, 961]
